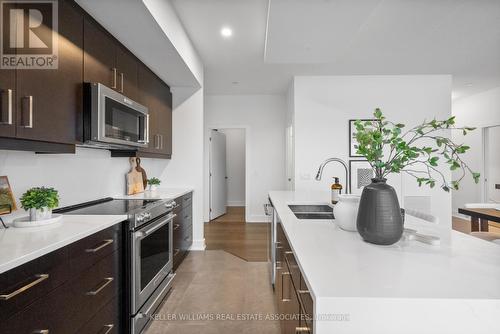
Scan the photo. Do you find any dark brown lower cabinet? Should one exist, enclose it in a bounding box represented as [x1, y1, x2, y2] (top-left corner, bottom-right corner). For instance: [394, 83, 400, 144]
[0, 224, 123, 334]
[275, 223, 313, 334]
[173, 192, 193, 271]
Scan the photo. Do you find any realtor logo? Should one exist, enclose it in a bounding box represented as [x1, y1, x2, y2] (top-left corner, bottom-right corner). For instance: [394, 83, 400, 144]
[1, 0, 58, 69]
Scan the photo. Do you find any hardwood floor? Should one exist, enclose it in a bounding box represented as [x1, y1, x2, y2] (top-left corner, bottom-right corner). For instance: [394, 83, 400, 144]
[145, 251, 279, 334]
[205, 207, 270, 262]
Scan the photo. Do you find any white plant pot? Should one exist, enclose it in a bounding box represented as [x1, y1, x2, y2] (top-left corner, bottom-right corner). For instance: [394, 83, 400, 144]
[29, 207, 52, 221]
[334, 195, 361, 231]
[149, 185, 158, 191]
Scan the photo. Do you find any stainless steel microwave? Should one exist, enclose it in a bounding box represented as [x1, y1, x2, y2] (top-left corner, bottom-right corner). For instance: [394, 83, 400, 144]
[83, 83, 149, 148]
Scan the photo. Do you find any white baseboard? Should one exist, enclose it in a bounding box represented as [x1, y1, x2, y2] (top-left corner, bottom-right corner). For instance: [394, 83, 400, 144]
[190, 238, 206, 251]
[247, 214, 271, 223]
[227, 201, 245, 207]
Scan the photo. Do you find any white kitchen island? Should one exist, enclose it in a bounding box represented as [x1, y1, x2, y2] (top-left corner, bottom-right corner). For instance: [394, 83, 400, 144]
[269, 190, 500, 334]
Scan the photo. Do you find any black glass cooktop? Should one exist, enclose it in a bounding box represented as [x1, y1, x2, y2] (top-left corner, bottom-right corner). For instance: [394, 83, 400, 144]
[55, 198, 159, 215]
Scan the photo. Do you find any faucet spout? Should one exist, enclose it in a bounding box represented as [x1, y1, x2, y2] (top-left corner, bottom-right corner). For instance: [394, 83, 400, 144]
[315, 158, 350, 194]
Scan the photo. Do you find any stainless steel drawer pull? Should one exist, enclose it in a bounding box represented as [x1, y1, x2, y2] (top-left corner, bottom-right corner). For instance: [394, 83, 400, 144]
[85, 239, 114, 253]
[281, 272, 291, 302]
[298, 290, 310, 294]
[111, 68, 117, 89]
[103, 324, 114, 334]
[21, 96, 33, 128]
[295, 327, 310, 333]
[0, 88, 12, 125]
[284, 251, 294, 255]
[86, 277, 113, 296]
[276, 261, 283, 270]
[173, 224, 180, 230]
[32, 330, 49, 334]
[0, 274, 49, 300]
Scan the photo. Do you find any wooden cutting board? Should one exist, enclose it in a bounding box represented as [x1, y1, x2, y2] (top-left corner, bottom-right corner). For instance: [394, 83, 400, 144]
[126, 157, 145, 195]
[135, 157, 148, 190]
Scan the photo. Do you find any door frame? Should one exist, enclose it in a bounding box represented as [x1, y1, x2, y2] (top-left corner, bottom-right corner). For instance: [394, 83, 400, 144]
[206, 125, 250, 223]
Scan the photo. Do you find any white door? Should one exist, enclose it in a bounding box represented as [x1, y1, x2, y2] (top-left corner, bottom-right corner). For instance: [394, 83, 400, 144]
[210, 130, 227, 220]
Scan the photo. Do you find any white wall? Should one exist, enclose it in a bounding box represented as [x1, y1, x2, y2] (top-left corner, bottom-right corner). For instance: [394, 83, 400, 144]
[163, 87, 205, 249]
[487, 127, 500, 203]
[0, 148, 167, 208]
[205, 95, 287, 222]
[451, 86, 500, 213]
[218, 129, 246, 206]
[292, 75, 452, 226]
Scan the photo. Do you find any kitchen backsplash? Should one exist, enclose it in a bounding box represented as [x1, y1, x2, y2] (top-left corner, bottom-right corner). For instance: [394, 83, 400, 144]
[0, 147, 169, 209]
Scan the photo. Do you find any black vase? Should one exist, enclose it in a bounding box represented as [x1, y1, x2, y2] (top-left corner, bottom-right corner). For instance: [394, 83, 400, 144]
[356, 178, 403, 245]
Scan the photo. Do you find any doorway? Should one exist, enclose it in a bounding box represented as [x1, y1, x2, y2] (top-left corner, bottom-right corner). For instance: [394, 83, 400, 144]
[208, 128, 246, 221]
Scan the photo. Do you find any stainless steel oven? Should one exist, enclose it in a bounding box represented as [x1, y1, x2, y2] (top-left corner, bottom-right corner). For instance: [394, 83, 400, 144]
[84, 82, 149, 148]
[131, 212, 174, 314]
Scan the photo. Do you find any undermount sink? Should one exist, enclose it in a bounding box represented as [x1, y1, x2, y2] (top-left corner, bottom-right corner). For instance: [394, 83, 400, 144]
[288, 204, 334, 220]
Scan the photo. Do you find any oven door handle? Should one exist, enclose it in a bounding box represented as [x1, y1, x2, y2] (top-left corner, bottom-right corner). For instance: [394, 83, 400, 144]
[136, 214, 176, 239]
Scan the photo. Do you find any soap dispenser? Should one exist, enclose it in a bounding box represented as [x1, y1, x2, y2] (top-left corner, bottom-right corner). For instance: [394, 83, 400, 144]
[331, 177, 343, 205]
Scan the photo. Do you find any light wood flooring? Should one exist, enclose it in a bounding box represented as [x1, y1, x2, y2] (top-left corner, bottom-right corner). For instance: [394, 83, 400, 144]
[145, 251, 279, 334]
[204, 207, 270, 262]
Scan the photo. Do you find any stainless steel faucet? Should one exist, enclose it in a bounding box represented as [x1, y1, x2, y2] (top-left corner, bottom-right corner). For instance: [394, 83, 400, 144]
[315, 158, 350, 194]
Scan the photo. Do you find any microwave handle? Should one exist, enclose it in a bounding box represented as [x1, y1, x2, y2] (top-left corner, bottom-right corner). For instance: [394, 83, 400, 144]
[138, 114, 149, 145]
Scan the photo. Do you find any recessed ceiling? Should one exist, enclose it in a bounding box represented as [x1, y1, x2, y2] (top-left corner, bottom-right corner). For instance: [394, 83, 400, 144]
[172, 0, 500, 98]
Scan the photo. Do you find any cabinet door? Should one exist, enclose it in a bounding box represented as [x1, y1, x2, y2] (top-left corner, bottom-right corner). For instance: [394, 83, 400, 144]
[116, 47, 138, 100]
[83, 17, 116, 88]
[157, 83, 172, 156]
[0, 68, 16, 138]
[137, 64, 159, 153]
[15, 0, 82, 144]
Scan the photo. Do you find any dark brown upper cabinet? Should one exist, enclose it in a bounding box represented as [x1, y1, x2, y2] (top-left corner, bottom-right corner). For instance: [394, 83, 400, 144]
[136, 64, 172, 158]
[15, 0, 82, 145]
[83, 19, 138, 100]
[0, 0, 81, 152]
[116, 47, 139, 101]
[0, 68, 16, 138]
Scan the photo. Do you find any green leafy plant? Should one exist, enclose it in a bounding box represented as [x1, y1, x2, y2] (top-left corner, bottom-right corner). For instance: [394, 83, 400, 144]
[353, 108, 480, 192]
[20, 187, 60, 210]
[147, 177, 161, 186]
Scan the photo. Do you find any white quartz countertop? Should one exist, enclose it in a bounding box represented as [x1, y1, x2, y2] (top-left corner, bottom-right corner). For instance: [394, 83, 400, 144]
[0, 215, 127, 274]
[269, 190, 500, 334]
[113, 187, 193, 201]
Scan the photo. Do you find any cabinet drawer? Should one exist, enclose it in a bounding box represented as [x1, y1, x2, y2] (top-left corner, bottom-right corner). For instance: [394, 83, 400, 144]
[0, 252, 119, 334]
[299, 276, 313, 323]
[181, 193, 192, 208]
[68, 224, 121, 276]
[0, 246, 69, 321]
[284, 250, 300, 291]
[76, 297, 119, 334]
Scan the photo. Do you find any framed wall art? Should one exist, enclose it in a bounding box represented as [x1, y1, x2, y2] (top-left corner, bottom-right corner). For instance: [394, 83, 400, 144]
[349, 160, 374, 195]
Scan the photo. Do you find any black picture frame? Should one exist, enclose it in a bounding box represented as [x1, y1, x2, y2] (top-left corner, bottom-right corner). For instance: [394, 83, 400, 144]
[349, 160, 374, 195]
[349, 119, 376, 157]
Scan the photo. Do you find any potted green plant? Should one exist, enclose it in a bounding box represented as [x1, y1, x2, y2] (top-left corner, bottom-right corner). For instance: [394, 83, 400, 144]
[20, 187, 60, 221]
[353, 108, 479, 245]
[147, 177, 161, 191]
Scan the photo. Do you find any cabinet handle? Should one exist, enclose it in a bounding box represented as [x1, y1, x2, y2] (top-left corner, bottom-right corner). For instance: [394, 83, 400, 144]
[111, 68, 117, 89]
[174, 249, 180, 256]
[85, 239, 114, 253]
[295, 327, 310, 333]
[102, 324, 114, 334]
[159, 134, 163, 150]
[281, 272, 291, 302]
[119, 73, 124, 93]
[32, 330, 49, 334]
[298, 290, 310, 294]
[173, 224, 180, 230]
[86, 277, 113, 296]
[21, 96, 33, 128]
[0, 274, 49, 300]
[0, 88, 12, 125]
[276, 260, 283, 270]
[155, 134, 160, 150]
